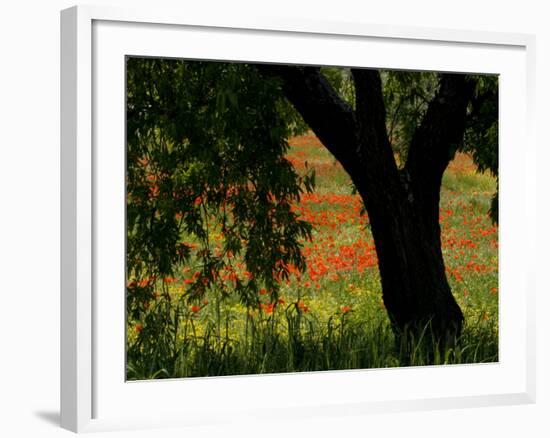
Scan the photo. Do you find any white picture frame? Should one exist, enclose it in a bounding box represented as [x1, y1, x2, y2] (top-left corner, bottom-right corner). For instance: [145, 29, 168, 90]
[60, 4, 536, 433]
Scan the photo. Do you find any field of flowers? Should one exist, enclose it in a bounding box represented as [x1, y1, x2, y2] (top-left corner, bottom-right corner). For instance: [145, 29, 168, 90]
[126, 134, 499, 379]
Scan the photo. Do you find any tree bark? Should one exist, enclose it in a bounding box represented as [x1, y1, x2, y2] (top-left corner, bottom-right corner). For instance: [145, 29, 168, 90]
[258, 65, 475, 344]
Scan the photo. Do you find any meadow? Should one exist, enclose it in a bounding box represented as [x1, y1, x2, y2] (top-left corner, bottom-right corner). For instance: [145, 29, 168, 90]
[126, 133, 498, 380]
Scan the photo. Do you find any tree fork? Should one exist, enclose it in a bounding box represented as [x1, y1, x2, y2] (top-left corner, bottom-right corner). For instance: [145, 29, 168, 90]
[350, 70, 471, 344]
[259, 64, 473, 344]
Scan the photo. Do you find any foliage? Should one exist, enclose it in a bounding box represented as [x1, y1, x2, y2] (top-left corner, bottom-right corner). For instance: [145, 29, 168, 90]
[126, 58, 315, 322]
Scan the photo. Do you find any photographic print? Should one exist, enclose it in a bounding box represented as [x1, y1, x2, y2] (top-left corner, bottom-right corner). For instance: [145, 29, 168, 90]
[125, 58, 498, 380]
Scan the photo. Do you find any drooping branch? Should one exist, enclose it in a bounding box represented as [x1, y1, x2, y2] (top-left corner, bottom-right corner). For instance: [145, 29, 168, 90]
[256, 64, 360, 175]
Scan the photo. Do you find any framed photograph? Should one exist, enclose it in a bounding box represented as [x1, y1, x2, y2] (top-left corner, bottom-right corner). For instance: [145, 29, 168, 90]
[61, 5, 536, 433]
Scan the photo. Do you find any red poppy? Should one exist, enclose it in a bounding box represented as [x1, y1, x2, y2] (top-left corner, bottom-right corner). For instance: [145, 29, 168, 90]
[297, 300, 310, 313]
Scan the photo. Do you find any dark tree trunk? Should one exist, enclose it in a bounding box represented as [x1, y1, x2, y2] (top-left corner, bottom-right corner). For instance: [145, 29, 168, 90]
[257, 64, 476, 344]
[356, 182, 464, 341]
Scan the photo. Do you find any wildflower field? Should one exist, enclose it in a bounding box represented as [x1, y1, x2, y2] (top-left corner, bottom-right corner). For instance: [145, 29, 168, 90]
[126, 133, 498, 380]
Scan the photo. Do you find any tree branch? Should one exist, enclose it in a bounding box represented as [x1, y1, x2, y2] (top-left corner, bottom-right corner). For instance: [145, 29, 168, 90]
[406, 74, 475, 182]
[256, 64, 360, 174]
[350, 68, 401, 200]
[351, 69, 391, 150]
[405, 73, 476, 216]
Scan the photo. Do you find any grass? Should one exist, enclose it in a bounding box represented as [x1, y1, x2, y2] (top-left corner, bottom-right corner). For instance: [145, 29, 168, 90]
[126, 133, 499, 380]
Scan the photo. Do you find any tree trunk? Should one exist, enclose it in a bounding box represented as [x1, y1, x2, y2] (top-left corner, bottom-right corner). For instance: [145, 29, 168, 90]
[257, 65, 474, 345]
[347, 69, 467, 344]
[353, 176, 463, 343]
